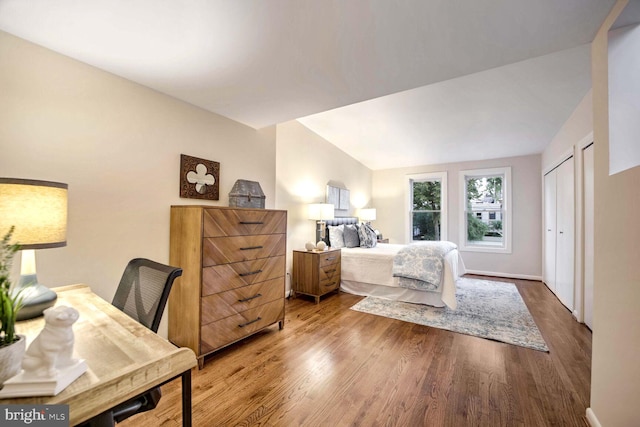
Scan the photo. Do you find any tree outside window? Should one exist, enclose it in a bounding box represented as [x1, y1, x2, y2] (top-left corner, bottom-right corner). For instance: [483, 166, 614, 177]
[412, 180, 441, 240]
[407, 172, 447, 242]
[459, 167, 511, 253]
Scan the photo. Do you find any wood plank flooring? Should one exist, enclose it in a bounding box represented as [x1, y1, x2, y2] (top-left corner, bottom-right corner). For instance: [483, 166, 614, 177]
[121, 276, 592, 427]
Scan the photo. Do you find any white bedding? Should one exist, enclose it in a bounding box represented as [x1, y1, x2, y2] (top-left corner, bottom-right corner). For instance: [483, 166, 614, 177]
[339, 243, 465, 309]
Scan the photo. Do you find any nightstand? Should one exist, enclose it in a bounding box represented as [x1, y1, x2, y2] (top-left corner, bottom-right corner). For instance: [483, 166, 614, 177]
[291, 248, 341, 303]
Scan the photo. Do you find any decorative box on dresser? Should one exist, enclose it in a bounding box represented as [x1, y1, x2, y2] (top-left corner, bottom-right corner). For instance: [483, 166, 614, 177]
[291, 248, 341, 303]
[168, 206, 287, 369]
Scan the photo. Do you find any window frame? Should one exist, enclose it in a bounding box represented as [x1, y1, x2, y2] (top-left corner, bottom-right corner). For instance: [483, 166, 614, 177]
[405, 172, 447, 243]
[458, 167, 512, 254]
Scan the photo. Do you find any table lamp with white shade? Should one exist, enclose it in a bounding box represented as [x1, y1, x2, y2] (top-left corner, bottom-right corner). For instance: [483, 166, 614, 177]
[0, 178, 68, 320]
[359, 208, 376, 226]
[308, 203, 334, 240]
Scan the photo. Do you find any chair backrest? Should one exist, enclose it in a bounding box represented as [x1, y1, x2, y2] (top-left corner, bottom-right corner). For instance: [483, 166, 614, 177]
[111, 258, 182, 332]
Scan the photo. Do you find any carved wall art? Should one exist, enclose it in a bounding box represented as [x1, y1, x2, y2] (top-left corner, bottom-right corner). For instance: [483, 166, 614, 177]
[180, 154, 220, 200]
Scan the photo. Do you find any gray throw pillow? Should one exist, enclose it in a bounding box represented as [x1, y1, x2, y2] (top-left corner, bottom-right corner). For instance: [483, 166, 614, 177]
[343, 224, 360, 248]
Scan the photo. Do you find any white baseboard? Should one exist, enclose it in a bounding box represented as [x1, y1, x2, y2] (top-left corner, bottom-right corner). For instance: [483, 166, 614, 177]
[464, 270, 542, 281]
[586, 408, 601, 427]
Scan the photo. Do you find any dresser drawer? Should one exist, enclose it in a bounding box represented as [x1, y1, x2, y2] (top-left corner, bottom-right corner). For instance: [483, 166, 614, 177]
[202, 256, 285, 295]
[319, 276, 340, 292]
[319, 262, 340, 283]
[201, 278, 284, 324]
[200, 299, 284, 354]
[203, 234, 286, 266]
[318, 250, 341, 268]
[203, 208, 286, 237]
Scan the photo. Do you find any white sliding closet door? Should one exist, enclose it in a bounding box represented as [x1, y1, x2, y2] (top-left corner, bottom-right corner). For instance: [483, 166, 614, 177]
[555, 159, 575, 311]
[584, 145, 594, 329]
[544, 171, 557, 292]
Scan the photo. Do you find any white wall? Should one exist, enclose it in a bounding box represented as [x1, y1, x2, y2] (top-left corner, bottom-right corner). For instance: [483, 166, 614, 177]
[372, 154, 542, 279]
[0, 31, 277, 337]
[589, 1, 640, 425]
[608, 22, 640, 175]
[542, 90, 593, 170]
[275, 120, 372, 293]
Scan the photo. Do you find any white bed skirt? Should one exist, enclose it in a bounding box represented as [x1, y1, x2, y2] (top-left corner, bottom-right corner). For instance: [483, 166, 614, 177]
[340, 279, 448, 306]
[339, 244, 466, 308]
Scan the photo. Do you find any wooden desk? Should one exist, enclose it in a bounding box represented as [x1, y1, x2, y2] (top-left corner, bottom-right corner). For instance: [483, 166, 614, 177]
[0, 284, 197, 426]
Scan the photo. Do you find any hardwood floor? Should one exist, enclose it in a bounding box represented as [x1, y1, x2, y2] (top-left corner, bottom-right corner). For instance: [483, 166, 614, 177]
[121, 276, 592, 427]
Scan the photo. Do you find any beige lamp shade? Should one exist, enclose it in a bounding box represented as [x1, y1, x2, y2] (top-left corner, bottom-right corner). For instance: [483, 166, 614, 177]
[308, 203, 335, 221]
[359, 208, 377, 222]
[0, 178, 68, 249]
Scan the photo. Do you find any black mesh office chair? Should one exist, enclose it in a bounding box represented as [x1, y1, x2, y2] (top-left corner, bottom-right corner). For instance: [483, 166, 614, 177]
[112, 258, 182, 333]
[82, 258, 182, 427]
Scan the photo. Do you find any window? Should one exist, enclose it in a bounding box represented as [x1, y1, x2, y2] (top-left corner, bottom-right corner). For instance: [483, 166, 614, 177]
[459, 167, 511, 253]
[406, 172, 447, 242]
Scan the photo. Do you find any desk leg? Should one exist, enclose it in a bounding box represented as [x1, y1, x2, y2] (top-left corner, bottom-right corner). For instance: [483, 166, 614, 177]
[182, 369, 192, 427]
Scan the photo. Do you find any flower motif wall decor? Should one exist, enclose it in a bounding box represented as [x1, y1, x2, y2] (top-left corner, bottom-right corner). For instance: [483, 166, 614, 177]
[180, 154, 220, 200]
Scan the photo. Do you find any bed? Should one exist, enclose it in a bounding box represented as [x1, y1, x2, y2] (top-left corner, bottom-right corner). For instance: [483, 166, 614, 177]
[319, 217, 465, 309]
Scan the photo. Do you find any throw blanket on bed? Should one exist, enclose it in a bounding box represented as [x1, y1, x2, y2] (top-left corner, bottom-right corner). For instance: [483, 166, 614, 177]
[392, 242, 457, 292]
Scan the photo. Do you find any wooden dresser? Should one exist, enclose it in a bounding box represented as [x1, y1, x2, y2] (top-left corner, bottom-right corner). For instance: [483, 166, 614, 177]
[168, 206, 287, 368]
[291, 248, 341, 303]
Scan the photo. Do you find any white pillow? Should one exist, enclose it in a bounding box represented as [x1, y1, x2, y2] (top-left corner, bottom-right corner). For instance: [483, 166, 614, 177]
[328, 224, 345, 248]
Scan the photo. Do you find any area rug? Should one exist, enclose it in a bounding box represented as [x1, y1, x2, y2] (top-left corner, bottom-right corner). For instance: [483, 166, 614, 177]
[350, 277, 549, 352]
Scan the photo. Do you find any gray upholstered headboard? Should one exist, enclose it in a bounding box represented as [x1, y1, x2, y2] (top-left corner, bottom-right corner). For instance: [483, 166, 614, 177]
[318, 216, 359, 245]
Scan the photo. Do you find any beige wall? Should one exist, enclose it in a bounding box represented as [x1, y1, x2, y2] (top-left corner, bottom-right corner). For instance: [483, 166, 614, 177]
[589, 1, 640, 425]
[275, 120, 372, 292]
[542, 90, 593, 170]
[0, 31, 277, 337]
[372, 154, 542, 278]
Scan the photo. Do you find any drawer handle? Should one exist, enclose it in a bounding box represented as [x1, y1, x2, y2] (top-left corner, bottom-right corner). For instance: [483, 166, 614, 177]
[324, 256, 336, 261]
[238, 317, 262, 327]
[239, 269, 263, 277]
[325, 269, 337, 273]
[240, 245, 263, 250]
[240, 221, 264, 225]
[238, 293, 262, 303]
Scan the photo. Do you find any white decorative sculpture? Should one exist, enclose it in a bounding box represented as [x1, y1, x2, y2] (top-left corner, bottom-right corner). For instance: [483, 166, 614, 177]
[0, 304, 87, 397]
[22, 305, 80, 378]
[316, 241, 327, 251]
[305, 242, 316, 251]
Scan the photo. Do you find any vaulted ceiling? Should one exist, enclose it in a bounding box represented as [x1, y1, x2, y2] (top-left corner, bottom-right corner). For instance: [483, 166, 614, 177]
[0, 0, 616, 169]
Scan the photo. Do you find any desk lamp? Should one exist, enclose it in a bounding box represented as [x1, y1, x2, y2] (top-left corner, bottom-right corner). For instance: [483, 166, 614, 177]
[0, 178, 68, 320]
